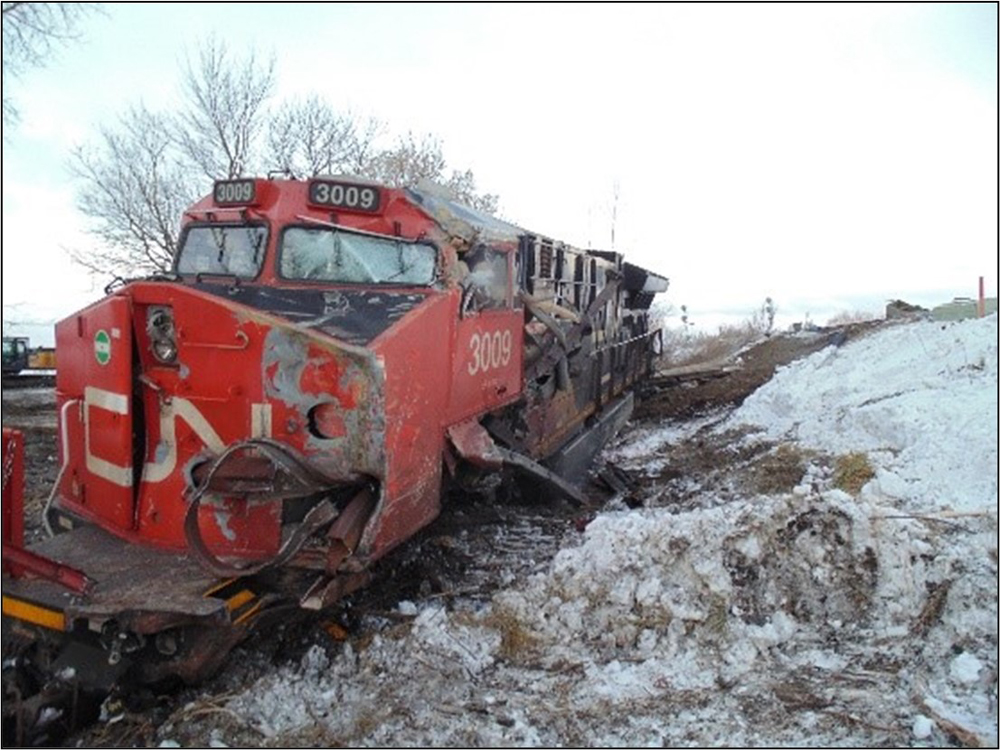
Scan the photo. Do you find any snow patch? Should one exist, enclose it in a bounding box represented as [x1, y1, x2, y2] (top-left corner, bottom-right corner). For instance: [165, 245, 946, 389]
[728, 316, 998, 513]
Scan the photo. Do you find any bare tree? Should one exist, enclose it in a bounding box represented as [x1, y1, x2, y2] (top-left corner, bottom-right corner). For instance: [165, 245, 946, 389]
[342, 115, 383, 176]
[363, 132, 447, 188]
[363, 133, 499, 214]
[443, 168, 499, 215]
[70, 106, 194, 275]
[750, 296, 777, 335]
[71, 38, 275, 275]
[2, 2, 102, 125]
[70, 39, 500, 278]
[176, 38, 275, 180]
[267, 96, 382, 178]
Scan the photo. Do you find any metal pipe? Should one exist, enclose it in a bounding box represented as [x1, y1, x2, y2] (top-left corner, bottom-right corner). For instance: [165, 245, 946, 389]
[42, 399, 80, 538]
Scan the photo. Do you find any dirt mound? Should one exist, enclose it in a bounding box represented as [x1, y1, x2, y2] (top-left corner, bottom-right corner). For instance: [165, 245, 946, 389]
[637, 320, 885, 422]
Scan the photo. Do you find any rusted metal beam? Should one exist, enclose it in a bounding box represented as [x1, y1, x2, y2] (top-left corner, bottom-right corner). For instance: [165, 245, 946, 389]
[523, 275, 622, 384]
[2, 428, 25, 556]
[323, 488, 376, 574]
[446, 420, 505, 469]
[2, 543, 92, 594]
[448, 419, 586, 505]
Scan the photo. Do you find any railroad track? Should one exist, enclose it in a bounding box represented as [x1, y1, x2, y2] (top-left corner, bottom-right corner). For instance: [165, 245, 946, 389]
[2, 375, 56, 390]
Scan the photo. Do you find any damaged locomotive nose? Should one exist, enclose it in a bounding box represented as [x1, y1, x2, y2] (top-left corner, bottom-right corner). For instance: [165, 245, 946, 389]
[182, 437, 380, 579]
[260, 325, 386, 484]
[186, 438, 364, 500]
[158, 318, 389, 579]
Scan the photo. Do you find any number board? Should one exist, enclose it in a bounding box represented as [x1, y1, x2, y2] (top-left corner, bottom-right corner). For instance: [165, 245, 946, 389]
[308, 180, 381, 213]
[214, 179, 257, 206]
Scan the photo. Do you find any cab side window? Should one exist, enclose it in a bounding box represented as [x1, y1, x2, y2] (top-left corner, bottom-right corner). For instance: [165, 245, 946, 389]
[460, 245, 510, 314]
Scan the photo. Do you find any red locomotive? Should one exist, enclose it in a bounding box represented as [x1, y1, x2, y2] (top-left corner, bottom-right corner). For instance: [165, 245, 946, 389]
[2, 177, 667, 692]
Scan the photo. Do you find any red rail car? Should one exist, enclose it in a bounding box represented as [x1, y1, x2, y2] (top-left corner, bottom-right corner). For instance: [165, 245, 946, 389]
[2, 177, 667, 690]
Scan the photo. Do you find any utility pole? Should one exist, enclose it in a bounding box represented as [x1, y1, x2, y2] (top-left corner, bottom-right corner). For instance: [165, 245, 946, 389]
[610, 180, 620, 250]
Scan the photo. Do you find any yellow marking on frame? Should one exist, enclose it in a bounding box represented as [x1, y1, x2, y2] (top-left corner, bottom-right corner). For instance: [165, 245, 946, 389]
[2, 596, 66, 631]
[225, 589, 255, 612]
[202, 578, 238, 598]
[232, 600, 264, 626]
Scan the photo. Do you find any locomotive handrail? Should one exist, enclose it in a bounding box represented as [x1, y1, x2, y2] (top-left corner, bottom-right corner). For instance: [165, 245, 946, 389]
[183, 438, 348, 578]
[42, 400, 81, 538]
[592, 330, 660, 409]
[103, 276, 128, 295]
[183, 330, 250, 351]
[524, 275, 623, 383]
[520, 293, 571, 349]
[589, 328, 659, 355]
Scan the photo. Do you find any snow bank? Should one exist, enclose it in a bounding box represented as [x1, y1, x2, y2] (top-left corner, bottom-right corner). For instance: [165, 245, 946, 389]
[495, 472, 997, 745]
[176, 316, 996, 748]
[216, 474, 996, 746]
[729, 315, 998, 512]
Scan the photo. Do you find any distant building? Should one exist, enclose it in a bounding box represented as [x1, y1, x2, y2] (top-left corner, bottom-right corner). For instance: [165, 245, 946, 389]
[931, 297, 998, 321]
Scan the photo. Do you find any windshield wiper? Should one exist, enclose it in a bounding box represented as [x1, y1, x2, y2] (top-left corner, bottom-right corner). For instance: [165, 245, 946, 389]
[248, 226, 265, 264]
[195, 271, 242, 290]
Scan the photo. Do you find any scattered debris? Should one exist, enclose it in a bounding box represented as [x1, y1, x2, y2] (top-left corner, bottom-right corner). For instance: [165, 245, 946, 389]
[885, 299, 929, 319]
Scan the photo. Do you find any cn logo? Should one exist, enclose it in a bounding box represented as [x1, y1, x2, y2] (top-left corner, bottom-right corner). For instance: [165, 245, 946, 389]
[94, 330, 112, 366]
[82, 387, 273, 486]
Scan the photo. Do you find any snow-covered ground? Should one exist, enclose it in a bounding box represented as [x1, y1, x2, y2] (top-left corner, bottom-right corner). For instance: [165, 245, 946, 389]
[160, 315, 998, 747]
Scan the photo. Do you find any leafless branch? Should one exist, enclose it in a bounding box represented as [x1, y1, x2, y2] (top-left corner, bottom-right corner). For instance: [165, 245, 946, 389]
[2, 2, 103, 124]
[70, 105, 194, 275]
[266, 97, 380, 178]
[176, 37, 275, 179]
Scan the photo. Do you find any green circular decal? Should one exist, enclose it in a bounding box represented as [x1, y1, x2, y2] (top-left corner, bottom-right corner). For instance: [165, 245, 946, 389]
[94, 329, 112, 365]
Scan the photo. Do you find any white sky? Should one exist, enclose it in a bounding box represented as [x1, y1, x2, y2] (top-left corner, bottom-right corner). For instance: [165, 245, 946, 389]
[2, 3, 997, 343]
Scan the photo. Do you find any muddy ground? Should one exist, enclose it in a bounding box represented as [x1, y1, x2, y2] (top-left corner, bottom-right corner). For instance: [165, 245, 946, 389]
[638, 320, 884, 422]
[0, 321, 884, 746]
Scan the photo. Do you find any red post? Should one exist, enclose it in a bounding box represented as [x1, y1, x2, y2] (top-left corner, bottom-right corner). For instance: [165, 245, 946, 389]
[978, 276, 985, 318]
[1, 427, 91, 591]
[2, 428, 26, 568]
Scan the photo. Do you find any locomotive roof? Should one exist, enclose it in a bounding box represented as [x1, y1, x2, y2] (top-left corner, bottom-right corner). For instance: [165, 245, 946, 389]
[405, 183, 527, 245]
[405, 182, 668, 293]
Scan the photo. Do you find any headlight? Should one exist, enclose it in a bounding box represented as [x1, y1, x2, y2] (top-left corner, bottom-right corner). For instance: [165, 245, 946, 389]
[147, 306, 178, 364]
[152, 338, 178, 363]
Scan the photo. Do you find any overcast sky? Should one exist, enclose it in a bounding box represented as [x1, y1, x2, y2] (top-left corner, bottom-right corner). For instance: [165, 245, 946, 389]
[2, 3, 997, 343]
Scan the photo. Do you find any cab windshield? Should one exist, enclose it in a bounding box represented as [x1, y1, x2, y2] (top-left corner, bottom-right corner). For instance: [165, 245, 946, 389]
[280, 226, 437, 285]
[176, 224, 267, 278]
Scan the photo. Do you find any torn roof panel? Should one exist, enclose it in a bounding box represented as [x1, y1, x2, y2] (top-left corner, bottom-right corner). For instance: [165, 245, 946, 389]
[405, 184, 669, 288]
[405, 185, 525, 245]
